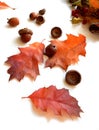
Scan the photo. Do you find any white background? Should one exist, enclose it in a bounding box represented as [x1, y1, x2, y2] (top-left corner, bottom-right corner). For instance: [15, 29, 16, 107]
[0, 0, 99, 129]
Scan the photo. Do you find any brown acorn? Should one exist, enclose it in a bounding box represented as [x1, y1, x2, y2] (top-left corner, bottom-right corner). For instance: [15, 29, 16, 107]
[7, 17, 19, 27]
[18, 28, 33, 43]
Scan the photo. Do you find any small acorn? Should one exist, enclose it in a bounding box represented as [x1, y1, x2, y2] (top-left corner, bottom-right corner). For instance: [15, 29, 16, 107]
[35, 15, 45, 25]
[29, 12, 38, 20]
[18, 28, 33, 43]
[7, 17, 19, 27]
[65, 70, 81, 86]
[51, 27, 62, 38]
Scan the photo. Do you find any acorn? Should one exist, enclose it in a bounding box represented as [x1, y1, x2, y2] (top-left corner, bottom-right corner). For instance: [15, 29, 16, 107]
[7, 17, 19, 27]
[18, 28, 33, 43]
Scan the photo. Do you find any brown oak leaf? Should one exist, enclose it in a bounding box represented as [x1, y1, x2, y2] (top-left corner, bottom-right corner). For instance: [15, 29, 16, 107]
[45, 34, 86, 70]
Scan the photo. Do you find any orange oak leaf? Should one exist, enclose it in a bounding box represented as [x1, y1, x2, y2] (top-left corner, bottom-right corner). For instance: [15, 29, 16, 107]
[0, 1, 14, 9]
[45, 34, 86, 70]
[5, 42, 45, 81]
[89, 0, 99, 9]
[26, 85, 83, 118]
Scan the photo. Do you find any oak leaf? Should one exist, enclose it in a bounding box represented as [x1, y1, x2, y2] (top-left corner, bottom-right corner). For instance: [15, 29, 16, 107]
[5, 42, 45, 81]
[45, 34, 86, 70]
[0, 1, 14, 9]
[26, 85, 83, 118]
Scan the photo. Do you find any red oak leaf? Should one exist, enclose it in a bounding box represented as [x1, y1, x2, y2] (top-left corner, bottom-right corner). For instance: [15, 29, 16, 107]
[0, 1, 14, 9]
[5, 42, 45, 81]
[26, 85, 83, 118]
[45, 34, 86, 70]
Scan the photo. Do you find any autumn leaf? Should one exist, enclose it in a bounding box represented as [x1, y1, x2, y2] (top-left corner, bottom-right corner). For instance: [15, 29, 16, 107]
[89, 0, 99, 9]
[5, 42, 45, 81]
[0, 1, 14, 9]
[45, 34, 86, 70]
[19, 42, 44, 63]
[25, 85, 83, 118]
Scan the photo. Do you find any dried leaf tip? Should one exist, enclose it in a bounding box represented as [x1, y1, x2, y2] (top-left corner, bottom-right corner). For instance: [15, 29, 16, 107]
[0, 2, 15, 10]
